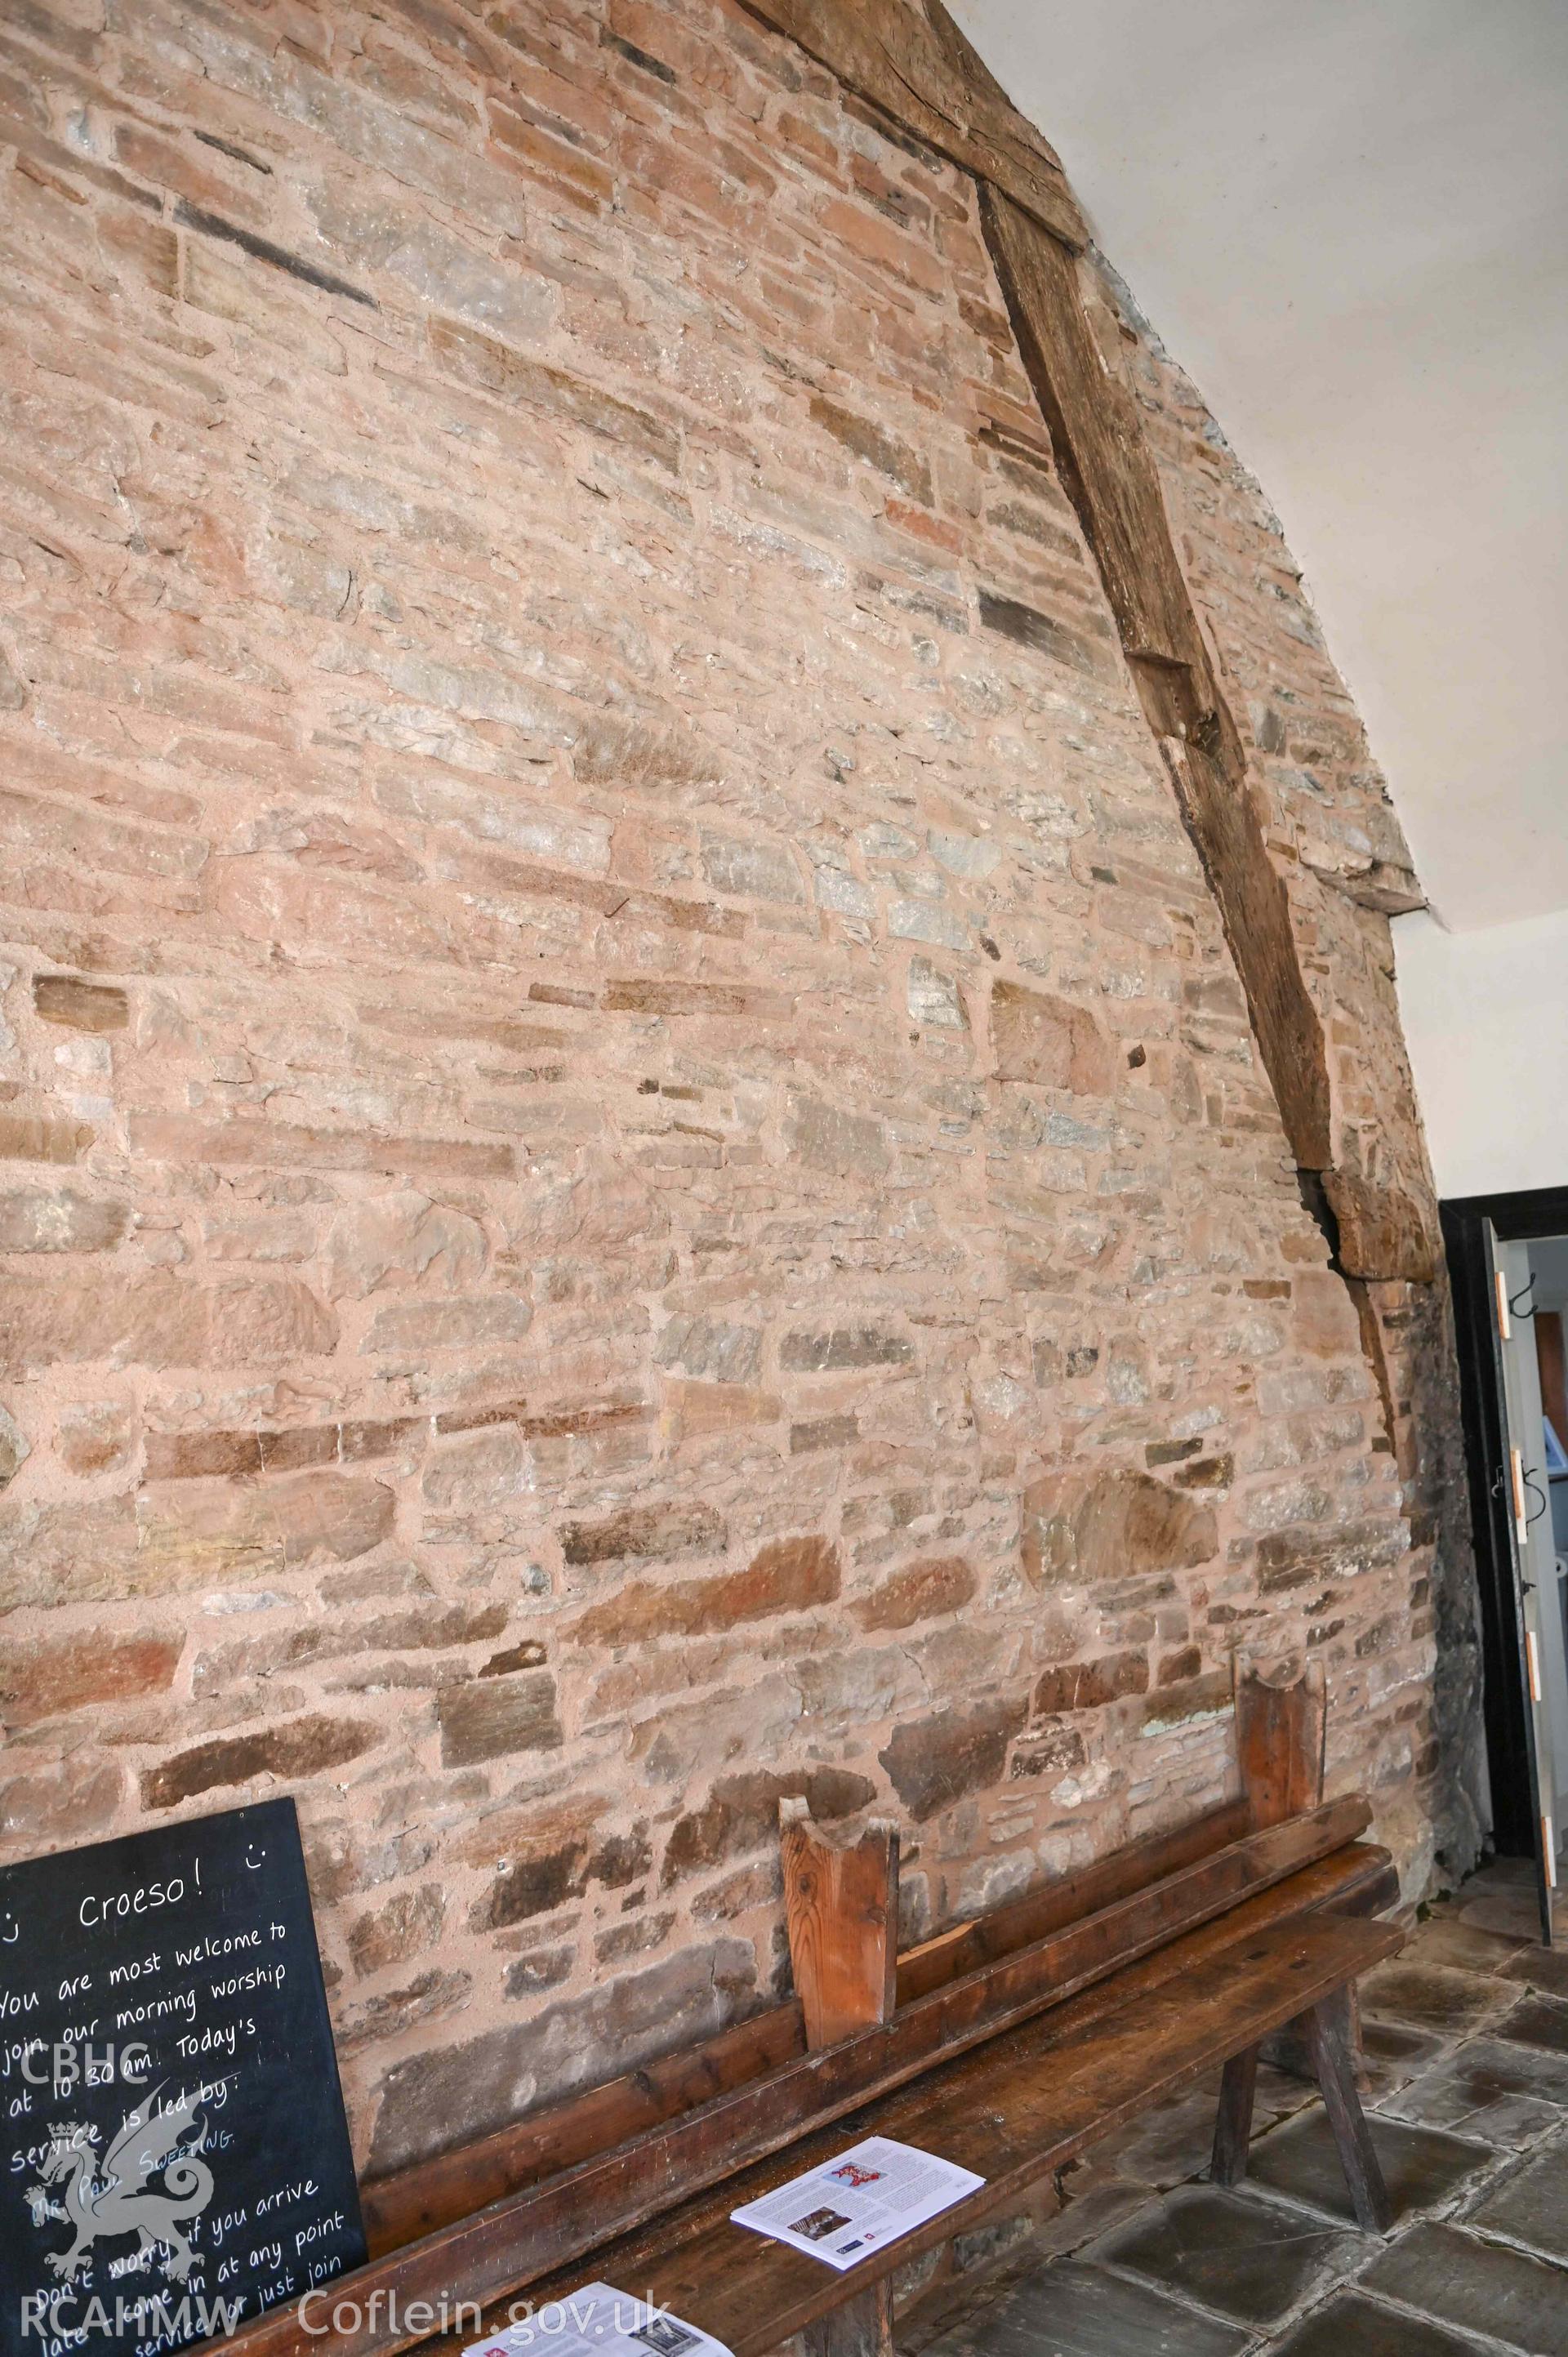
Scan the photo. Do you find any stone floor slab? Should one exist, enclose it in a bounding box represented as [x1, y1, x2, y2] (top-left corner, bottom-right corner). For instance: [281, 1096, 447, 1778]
[1462, 1858, 1538, 1893]
[918, 2257, 1249, 2357]
[1362, 2217, 1568, 2356]
[1469, 2129, 1568, 2260]
[1406, 1914, 1530, 1975]
[1500, 1943, 1568, 1998]
[1456, 1889, 1567, 1942]
[1094, 2077, 1233, 2191]
[1494, 1990, 1568, 2055]
[1245, 2107, 1494, 2226]
[1091, 2184, 1361, 2328]
[1379, 2032, 1568, 2144]
[1269, 2290, 1489, 2357]
[1359, 1960, 1510, 2036]
[1361, 2017, 1446, 2102]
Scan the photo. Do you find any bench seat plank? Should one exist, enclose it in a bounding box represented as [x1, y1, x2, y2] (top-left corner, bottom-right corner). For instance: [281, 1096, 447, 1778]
[495, 1911, 1399, 2357]
[208, 1832, 1392, 2357]
[359, 1801, 1374, 2271]
[363, 1834, 1396, 2260]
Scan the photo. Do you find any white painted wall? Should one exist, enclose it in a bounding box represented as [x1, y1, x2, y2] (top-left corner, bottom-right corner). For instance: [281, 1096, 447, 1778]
[955, 1, 1568, 932]
[1395, 908, 1568, 1199]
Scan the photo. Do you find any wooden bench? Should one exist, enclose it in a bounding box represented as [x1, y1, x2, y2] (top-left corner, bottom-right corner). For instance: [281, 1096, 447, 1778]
[209, 1663, 1403, 2357]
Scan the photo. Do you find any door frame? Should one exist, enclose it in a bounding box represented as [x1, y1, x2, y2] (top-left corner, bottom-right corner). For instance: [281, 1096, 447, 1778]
[1445, 1183, 1568, 1856]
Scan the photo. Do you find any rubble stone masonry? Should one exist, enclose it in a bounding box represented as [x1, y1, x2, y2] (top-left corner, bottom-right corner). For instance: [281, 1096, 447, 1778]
[0, 0, 1478, 2175]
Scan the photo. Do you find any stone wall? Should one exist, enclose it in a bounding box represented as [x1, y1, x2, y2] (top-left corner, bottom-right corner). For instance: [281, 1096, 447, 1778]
[0, 0, 1474, 2176]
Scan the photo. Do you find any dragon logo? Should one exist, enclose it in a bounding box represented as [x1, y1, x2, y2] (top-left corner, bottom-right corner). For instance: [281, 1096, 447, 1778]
[24, 2087, 214, 2285]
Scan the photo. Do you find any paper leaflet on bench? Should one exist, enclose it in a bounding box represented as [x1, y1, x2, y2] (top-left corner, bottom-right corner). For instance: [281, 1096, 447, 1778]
[463, 2281, 734, 2357]
[729, 2136, 984, 2271]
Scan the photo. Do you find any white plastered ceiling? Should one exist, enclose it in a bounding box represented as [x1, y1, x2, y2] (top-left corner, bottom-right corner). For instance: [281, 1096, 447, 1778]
[953, 0, 1568, 934]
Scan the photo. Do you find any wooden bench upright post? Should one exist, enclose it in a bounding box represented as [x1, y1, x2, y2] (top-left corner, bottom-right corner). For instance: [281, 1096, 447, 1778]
[1214, 1658, 1391, 2232]
[780, 1801, 901, 2357]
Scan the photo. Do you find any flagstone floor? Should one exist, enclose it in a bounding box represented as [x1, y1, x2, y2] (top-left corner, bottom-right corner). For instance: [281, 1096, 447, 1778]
[906, 1859, 1568, 2357]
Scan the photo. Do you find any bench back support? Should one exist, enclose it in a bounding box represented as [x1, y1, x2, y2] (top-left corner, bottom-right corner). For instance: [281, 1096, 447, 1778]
[780, 1802, 899, 2047]
[1235, 1655, 1327, 1830]
[779, 1807, 900, 2357]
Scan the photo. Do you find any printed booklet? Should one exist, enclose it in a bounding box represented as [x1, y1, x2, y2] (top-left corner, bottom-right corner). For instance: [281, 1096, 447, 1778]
[728, 2136, 985, 2272]
[464, 2282, 734, 2357]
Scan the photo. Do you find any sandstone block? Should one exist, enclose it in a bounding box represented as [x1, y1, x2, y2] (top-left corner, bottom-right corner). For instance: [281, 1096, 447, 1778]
[0, 1272, 336, 1374]
[0, 1402, 28, 1490]
[1022, 1468, 1218, 1587]
[129, 1113, 514, 1183]
[560, 1499, 725, 1566]
[437, 1669, 563, 1767]
[662, 1764, 875, 1884]
[1325, 1168, 1441, 1285]
[504, 1948, 576, 2000]
[365, 1292, 531, 1353]
[853, 1554, 975, 1631]
[1256, 1517, 1407, 1594]
[0, 1111, 94, 1164]
[783, 1090, 889, 1180]
[347, 1882, 446, 1978]
[571, 1534, 840, 1646]
[809, 393, 933, 503]
[368, 1939, 756, 2174]
[572, 714, 723, 790]
[791, 1414, 859, 1453]
[375, 766, 610, 873]
[880, 1695, 1028, 1820]
[778, 1326, 913, 1372]
[473, 1838, 588, 1930]
[143, 1713, 377, 1809]
[659, 1380, 782, 1440]
[655, 1317, 763, 1383]
[978, 588, 1108, 677]
[137, 1473, 396, 1583]
[336, 1967, 473, 2056]
[33, 975, 129, 1031]
[1138, 1670, 1232, 1733]
[907, 956, 967, 1029]
[1009, 1722, 1088, 1778]
[428, 315, 680, 473]
[451, 1793, 608, 1873]
[421, 1427, 531, 1513]
[601, 978, 794, 1019]
[0, 1756, 123, 1849]
[0, 1187, 129, 1252]
[1292, 1268, 1366, 1358]
[192, 1600, 505, 1694]
[991, 979, 1115, 1094]
[325, 1191, 488, 1300]
[591, 1824, 653, 1887]
[58, 1400, 134, 1477]
[0, 1628, 183, 1724]
[0, 1497, 139, 1612]
[1032, 1651, 1148, 1713]
[145, 1425, 334, 1481]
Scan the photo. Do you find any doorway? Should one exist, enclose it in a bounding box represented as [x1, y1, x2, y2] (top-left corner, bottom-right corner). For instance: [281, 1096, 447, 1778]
[1445, 1184, 1568, 1943]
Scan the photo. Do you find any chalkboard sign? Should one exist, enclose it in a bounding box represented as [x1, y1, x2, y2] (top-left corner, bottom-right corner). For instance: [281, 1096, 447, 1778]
[1, 1798, 366, 2357]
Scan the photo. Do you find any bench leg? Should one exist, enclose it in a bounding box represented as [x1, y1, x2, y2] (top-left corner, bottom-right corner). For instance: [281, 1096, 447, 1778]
[1211, 2041, 1260, 2185]
[1305, 1985, 1392, 2234]
[803, 2284, 893, 2357]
